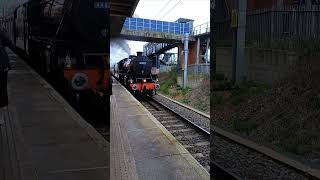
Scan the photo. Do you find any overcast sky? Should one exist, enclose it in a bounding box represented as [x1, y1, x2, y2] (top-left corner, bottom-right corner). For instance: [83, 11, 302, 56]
[128, 0, 210, 55]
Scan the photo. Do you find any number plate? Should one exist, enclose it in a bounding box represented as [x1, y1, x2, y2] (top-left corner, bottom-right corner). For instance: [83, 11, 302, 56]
[94, 1, 108, 9]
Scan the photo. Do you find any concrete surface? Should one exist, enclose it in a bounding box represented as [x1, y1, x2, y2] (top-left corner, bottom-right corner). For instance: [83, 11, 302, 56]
[110, 78, 210, 180]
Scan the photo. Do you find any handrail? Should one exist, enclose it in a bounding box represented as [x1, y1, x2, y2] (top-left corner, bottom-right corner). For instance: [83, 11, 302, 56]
[193, 22, 210, 36]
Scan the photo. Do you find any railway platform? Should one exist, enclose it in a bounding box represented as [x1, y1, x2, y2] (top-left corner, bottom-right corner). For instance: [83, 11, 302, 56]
[110, 78, 210, 180]
[0, 50, 109, 180]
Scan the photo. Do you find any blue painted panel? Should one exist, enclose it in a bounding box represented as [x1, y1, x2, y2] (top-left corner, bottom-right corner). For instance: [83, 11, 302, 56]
[129, 26, 136, 30]
[124, 17, 194, 34]
[144, 19, 150, 24]
[129, 22, 136, 26]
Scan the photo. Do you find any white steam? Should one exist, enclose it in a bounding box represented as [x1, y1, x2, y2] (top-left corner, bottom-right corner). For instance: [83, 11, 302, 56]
[110, 38, 131, 65]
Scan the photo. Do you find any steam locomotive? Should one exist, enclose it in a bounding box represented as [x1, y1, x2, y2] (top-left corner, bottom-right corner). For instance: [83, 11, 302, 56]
[1, 0, 109, 104]
[114, 52, 160, 97]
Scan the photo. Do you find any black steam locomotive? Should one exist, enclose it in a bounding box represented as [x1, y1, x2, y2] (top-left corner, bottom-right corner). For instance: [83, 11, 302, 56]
[114, 52, 160, 96]
[1, 0, 109, 103]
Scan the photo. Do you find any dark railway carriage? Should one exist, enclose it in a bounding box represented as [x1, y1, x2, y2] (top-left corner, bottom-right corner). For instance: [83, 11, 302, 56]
[1, 0, 109, 104]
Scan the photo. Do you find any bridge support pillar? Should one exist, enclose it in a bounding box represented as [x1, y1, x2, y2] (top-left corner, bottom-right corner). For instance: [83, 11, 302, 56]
[196, 38, 200, 64]
[205, 37, 210, 63]
[183, 33, 189, 88]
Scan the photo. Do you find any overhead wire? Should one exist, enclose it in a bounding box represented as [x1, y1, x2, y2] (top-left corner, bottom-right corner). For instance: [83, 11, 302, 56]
[130, 0, 183, 55]
[159, 0, 182, 20]
[154, 0, 173, 19]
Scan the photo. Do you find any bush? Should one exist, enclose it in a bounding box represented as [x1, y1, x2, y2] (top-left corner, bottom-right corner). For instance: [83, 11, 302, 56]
[159, 69, 177, 94]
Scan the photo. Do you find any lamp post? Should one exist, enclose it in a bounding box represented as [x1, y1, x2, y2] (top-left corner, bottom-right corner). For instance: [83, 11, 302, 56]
[232, 0, 247, 85]
[183, 33, 189, 88]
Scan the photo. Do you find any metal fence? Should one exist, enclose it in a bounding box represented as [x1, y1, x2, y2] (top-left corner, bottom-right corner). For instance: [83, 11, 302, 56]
[160, 65, 176, 73]
[188, 64, 210, 74]
[193, 22, 210, 36]
[179, 64, 210, 75]
[215, 9, 320, 43]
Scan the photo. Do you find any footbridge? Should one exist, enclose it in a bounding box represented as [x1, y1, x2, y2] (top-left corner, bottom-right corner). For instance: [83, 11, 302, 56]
[120, 17, 196, 42]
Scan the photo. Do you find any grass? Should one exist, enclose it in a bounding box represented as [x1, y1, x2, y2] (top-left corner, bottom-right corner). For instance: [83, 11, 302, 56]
[158, 69, 210, 113]
[194, 101, 208, 112]
[233, 119, 259, 132]
[211, 80, 267, 108]
[211, 93, 226, 106]
[158, 69, 177, 94]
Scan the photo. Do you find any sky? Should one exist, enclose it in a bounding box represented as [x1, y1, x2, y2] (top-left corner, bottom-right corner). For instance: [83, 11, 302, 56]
[129, 0, 210, 54]
[111, 0, 210, 64]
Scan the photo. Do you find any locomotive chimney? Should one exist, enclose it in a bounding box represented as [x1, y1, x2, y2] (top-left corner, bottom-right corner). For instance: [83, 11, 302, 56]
[137, 52, 143, 56]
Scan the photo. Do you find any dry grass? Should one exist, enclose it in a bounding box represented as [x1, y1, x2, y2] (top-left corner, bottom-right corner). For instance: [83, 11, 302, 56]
[213, 69, 320, 160]
[158, 70, 210, 114]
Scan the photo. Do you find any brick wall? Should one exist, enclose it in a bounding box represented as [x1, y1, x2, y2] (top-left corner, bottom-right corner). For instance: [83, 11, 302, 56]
[178, 42, 198, 69]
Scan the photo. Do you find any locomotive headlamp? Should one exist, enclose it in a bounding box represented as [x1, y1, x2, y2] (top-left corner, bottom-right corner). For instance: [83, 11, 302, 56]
[143, 79, 147, 83]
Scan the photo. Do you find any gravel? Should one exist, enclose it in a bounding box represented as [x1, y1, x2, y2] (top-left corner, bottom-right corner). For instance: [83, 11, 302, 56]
[141, 100, 210, 173]
[212, 133, 310, 180]
[153, 95, 210, 132]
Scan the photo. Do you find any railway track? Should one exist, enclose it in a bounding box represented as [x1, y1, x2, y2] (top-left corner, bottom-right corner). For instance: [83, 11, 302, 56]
[140, 97, 210, 173]
[148, 94, 240, 179]
[212, 125, 320, 180]
[145, 95, 320, 180]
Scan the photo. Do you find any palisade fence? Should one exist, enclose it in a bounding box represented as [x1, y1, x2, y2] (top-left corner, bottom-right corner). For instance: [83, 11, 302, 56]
[176, 64, 210, 75]
[215, 8, 320, 45]
[160, 65, 176, 73]
[187, 64, 210, 74]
